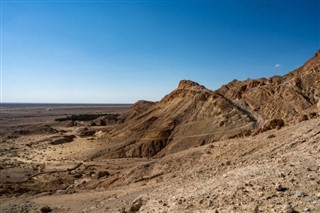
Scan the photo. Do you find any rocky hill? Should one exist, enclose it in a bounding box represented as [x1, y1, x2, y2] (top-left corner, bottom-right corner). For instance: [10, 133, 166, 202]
[100, 50, 320, 159]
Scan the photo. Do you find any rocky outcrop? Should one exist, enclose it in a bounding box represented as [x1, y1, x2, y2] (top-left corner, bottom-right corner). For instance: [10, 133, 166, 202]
[177, 80, 206, 90]
[217, 50, 320, 125]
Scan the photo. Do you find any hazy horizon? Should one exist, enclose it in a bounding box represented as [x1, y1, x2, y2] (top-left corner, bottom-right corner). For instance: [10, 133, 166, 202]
[1, 0, 319, 103]
[0, 102, 133, 105]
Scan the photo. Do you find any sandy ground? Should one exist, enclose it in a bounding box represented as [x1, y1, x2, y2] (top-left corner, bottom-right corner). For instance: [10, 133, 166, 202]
[0, 105, 320, 213]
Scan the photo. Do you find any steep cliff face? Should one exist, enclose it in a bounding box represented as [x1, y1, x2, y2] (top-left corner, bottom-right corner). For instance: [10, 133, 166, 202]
[103, 50, 320, 158]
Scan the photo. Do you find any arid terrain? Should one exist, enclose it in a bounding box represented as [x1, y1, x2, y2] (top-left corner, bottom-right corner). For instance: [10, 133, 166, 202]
[1, 50, 320, 213]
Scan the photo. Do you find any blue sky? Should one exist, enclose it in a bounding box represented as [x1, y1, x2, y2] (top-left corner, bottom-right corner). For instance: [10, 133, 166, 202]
[1, 0, 319, 103]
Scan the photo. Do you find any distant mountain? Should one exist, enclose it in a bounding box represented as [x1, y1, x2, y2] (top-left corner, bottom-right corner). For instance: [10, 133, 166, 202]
[103, 50, 320, 158]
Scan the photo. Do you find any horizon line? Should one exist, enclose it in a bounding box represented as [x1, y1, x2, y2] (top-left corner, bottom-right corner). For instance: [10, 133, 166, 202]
[0, 102, 133, 105]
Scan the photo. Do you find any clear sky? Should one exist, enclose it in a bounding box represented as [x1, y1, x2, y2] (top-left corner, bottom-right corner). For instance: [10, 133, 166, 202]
[1, 0, 319, 103]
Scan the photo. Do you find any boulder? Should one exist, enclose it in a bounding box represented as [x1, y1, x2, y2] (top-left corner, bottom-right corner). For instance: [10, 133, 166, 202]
[49, 135, 76, 145]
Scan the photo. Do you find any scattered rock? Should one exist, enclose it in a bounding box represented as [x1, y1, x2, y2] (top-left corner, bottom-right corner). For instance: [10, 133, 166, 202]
[65, 120, 77, 127]
[130, 197, 143, 213]
[73, 173, 82, 179]
[40, 206, 52, 213]
[74, 178, 91, 187]
[275, 183, 288, 192]
[82, 131, 96, 137]
[97, 171, 110, 179]
[89, 121, 96, 126]
[308, 112, 317, 119]
[295, 191, 306, 198]
[264, 119, 285, 130]
[253, 205, 260, 213]
[120, 207, 128, 213]
[303, 207, 311, 212]
[76, 128, 96, 137]
[299, 114, 309, 122]
[267, 134, 276, 139]
[49, 135, 76, 145]
[99, 119, 107, 126]
[282, 203, 293, 213]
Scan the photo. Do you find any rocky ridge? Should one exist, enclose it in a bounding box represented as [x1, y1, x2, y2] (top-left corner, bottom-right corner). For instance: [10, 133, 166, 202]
[100, 50, 320, 158]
